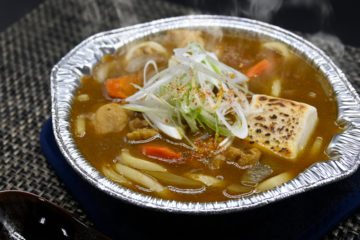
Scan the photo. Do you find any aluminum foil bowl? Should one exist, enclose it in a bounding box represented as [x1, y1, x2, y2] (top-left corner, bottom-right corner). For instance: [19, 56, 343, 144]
[51, 15, 360, 213]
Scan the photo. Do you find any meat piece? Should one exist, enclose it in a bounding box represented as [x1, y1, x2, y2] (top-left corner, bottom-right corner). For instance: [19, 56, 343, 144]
[93, 103, 128, 134]
[225, 146, 244, 161]
[238, 148, 261, 167]
[128, 118, 149, 131]
[166, 30, 205, 48]
[210, 154, 226, 170]
[126, 128, 158, 140]
[225, 146, 261, 167]
[125, 109, 135, 118]
[241, 163, 273, 185]
[247, 94, 318, 159]
[218, 44, 251, 70]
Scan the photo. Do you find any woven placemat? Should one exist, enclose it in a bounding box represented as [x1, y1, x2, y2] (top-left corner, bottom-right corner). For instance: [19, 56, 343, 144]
[0, 0, 359, 239]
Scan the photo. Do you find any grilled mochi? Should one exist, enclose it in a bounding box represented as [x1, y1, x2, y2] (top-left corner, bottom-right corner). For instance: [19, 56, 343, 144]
[247, 94, 318, 160]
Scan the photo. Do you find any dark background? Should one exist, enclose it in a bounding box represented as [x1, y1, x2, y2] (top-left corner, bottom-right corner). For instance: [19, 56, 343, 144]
[0, 0, 359, 47]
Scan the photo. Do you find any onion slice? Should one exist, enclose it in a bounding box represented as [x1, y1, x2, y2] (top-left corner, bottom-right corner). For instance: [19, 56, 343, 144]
[123, 43, 250, 143]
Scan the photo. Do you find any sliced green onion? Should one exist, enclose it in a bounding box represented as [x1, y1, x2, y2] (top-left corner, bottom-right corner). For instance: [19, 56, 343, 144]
[123, 43, 250, 141]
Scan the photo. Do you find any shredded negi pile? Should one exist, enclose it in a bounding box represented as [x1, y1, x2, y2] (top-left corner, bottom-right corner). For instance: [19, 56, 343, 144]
[122, 43, 251, 147]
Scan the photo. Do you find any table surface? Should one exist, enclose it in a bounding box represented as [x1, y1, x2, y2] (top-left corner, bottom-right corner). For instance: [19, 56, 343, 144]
[1, 0, 360, 239]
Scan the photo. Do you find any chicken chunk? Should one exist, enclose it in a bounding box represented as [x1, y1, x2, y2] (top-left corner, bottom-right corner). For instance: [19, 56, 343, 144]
[166, 30, 205, 48]
[128, 118, 149, 131]
[126, 128, 158, 140]
[93, 103, 128, 134]
[210, 154, 226, 169]
[238, 148, 261, 166]
[247, 94, 318, 159]
[209, 154, 226, 170]
[241, 163, 273, 185]
[225, 146, 243, 161]
[225, 147, 261, 167]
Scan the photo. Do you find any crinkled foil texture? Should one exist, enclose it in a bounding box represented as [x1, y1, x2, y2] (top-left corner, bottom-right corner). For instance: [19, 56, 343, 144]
[51, 15, 360, 213]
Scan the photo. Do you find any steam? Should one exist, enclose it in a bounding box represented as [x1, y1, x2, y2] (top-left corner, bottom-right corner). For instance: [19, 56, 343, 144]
[204, 27, 224, 51]
[237, 0, 283, 22]
[111, 0, 140, 27]
[234, 0, 344, 60]
[78, 0, 102, 36]
[76, 0, 345, 62]
[285, 0, 332, 21]
[237, 0, 332, 23]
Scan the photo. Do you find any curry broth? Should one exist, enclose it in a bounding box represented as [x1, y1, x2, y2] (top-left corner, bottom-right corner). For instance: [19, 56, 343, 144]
[70, 31, 342, 202]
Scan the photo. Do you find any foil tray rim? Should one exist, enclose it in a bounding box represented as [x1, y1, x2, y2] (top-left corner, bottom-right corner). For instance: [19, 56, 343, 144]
[51, 15, 360, 213]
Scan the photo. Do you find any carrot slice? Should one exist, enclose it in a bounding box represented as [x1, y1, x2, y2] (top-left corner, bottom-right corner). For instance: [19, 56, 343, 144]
[245, 59, 272, 78]
[105, 75, 139, 99]
[142, 145, 182, 160]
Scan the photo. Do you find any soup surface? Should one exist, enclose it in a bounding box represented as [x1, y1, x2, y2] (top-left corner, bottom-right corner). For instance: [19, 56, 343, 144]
[70, 29, 342, 202]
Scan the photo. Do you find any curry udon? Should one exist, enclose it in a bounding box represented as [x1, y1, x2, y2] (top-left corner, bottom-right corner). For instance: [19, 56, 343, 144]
[70, 29, 341, 202]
